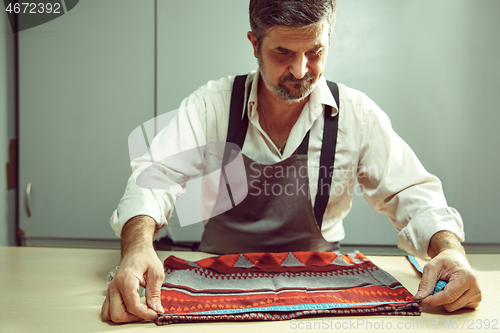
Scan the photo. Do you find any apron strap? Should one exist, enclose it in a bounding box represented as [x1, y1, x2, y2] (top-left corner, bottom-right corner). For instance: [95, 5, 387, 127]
[220, 75, 250, 207]
[226, 75, 340, 229]
[313, 81, 339, 228]
[226, 75, 250, 146]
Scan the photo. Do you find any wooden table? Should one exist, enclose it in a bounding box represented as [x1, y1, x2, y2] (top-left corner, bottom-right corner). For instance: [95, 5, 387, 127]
[0, 247, 498, 332]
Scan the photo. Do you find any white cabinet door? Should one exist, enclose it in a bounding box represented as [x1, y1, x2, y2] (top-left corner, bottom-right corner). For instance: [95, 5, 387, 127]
[19, 0, 155, 243]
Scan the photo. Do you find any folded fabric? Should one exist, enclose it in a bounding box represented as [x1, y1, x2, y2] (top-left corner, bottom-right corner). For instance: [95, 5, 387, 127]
[156, 251, 420, 325]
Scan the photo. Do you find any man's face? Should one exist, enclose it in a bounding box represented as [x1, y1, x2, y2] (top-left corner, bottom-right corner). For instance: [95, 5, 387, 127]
[249, 22, 330, 103]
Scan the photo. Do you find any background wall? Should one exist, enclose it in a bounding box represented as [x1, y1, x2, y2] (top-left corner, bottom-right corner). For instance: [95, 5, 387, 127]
[331, 0, 500, 247]
[0, 8, 16, 247]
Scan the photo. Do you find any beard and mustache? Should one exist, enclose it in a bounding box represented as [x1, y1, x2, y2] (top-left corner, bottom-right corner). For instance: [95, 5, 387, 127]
[258, 55, 317, 103]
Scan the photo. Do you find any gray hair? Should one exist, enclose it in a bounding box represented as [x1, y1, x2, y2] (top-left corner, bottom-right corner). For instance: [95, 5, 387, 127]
[249, 0, 337, 50]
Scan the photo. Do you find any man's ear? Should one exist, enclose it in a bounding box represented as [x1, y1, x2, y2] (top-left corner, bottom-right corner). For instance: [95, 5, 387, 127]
[247, 31, 259, 58]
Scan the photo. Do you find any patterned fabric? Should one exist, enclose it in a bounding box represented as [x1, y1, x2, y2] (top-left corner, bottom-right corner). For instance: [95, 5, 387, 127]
[156, 251, 420, 325]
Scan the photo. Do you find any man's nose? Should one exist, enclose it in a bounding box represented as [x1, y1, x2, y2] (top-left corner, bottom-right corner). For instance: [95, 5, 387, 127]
[289, 54, 308, 79]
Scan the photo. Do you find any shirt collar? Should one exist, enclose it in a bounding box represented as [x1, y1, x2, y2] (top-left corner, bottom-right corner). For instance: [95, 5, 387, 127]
[246, 70, 339, 120]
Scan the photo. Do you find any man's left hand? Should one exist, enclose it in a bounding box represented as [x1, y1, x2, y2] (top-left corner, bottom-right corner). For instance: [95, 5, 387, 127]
[414, 234, 482, 312]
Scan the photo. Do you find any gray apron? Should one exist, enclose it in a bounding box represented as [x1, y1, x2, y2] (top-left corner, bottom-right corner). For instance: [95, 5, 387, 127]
[199, 75, 340, 255]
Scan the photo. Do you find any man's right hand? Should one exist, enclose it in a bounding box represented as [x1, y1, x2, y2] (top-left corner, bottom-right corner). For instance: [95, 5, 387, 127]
[101, 215, 165, 323]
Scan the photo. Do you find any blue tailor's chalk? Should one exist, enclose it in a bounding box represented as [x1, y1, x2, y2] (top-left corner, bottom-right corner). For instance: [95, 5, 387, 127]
[406, 255, 447, 295]
[434, 280, 447, 294]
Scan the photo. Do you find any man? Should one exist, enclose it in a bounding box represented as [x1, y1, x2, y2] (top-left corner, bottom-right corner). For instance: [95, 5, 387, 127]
[101, 0, 481, 323]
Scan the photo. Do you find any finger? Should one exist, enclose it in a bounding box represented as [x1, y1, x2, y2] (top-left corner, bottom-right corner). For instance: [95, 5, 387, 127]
[101, 293, 110, 321]
[462, 298, 481, 310]
[442, 288, 482, 312]
[414, 263, 439, 300]
[120, 275, 159, 321]
[109, 283, 144, 323]
[420, 279, 465, 308]
[145, 267, 165, 314]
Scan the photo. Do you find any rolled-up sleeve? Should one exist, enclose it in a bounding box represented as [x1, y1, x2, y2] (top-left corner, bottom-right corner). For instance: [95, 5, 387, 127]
[110, 91, 208, 238]
[356, 100, 464, 259]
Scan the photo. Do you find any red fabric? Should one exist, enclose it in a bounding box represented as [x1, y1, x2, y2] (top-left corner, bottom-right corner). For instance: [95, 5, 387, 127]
[156, 252, 420, 325]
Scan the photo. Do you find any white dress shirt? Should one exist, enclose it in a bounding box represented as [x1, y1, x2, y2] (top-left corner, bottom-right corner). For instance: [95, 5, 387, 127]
[110, 70, 464, 259]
